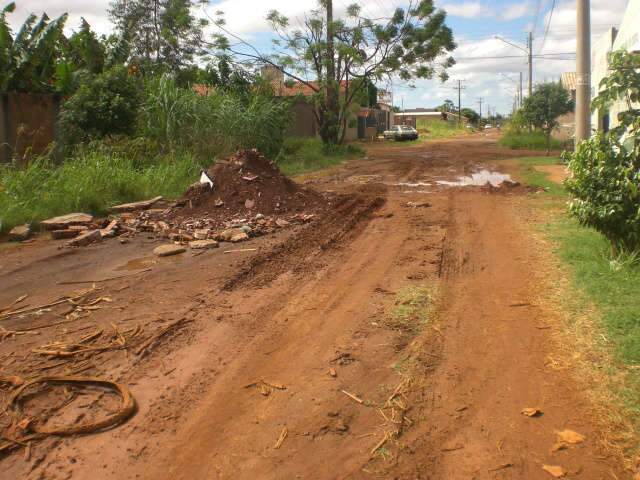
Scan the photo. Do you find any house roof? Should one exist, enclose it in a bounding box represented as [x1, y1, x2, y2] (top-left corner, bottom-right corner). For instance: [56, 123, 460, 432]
[271, 80, 350, 97]
[561, 72, 577, 91]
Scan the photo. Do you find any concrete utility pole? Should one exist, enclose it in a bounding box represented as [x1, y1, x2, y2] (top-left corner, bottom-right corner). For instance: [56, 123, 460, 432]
[477, 97, 483, 119]
[528, 32, 533, 97]
[453, 80, 466, 127]
[575, 0, 591, 143]
[519, 72, 523, 107]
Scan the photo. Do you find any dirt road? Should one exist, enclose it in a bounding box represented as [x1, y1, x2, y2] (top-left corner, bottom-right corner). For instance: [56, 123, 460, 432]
[0, 134, 629, 479]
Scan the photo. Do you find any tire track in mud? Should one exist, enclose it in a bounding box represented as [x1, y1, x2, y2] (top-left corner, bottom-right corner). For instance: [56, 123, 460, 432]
[223, 185, 386, 290]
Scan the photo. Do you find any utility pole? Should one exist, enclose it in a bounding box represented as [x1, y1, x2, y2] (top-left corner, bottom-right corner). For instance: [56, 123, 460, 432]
[477, 97, 483, 119]
[528, 32, 533, 97]
[453, 80, 466, 127]
[576, 0, 591, 143]
[519, 71, 523, 107]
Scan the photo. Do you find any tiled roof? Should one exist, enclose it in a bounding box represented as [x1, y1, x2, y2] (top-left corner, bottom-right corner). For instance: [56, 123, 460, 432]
[271, 80, 350, 97]
[561, 72, 577, 91]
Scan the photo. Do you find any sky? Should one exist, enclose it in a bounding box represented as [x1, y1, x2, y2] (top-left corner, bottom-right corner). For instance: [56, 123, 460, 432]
[6, 0, 631, 115]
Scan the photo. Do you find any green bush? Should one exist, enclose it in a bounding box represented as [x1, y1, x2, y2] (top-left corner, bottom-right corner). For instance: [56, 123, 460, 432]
[565, 133, 640, 253]
[499, 131, 563, 150]
[565, 50, 640, 254]
[276, 138, 364, 176]
[0, 148, 201, 233]
[58, 67, 142, 144]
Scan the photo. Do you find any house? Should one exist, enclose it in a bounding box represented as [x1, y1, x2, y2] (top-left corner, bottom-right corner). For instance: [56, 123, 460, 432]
[393, 109, 462, 128]
[261, 65, 389, 140]
[591, 0, 640, 132]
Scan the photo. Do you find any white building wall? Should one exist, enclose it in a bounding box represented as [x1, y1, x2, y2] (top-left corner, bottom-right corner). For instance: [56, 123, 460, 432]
[591, 0, 640, 131]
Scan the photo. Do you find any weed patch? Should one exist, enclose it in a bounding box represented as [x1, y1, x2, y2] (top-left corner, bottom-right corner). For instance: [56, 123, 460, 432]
[276, 138, 365, 176]
[499, 131, 563, 150]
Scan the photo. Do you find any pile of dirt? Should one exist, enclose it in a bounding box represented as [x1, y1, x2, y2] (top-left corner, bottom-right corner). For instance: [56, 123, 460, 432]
[177, 149, 326, 219]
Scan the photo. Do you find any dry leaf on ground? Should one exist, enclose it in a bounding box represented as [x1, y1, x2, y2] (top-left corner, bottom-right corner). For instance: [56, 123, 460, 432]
[521, 407, 543, 417]
[556, 429, 585, 444]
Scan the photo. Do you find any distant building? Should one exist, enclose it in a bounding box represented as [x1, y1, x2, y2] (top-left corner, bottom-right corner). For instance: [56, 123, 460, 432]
[591, 0, 640, 132]
[392, 110, 462, 128]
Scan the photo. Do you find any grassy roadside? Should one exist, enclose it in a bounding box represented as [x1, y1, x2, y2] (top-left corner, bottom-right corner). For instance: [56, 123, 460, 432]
[0, 149, 202, 234]
[498, 130, 563, 150]
[275, 138, 365, 176]
[509, 155, 640, 457]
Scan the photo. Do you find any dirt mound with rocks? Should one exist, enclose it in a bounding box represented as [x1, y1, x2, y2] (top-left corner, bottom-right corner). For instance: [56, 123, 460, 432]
[177, 149, 326, 220]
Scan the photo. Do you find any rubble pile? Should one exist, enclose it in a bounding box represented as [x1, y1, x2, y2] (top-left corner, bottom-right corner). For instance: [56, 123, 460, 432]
[179, 148, 325, 218]
[34, 149, 326, 252]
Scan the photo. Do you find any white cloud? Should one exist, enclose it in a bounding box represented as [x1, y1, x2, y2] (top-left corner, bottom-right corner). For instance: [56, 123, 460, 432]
[440, 1, 531, 21]
[7, 0, 111, 35]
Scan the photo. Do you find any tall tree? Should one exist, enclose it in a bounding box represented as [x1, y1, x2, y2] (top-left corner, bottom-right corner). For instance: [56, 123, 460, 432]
[521, 82, 573, 154]
[108, 0, 207, 73]
[211, 0, 455, 144]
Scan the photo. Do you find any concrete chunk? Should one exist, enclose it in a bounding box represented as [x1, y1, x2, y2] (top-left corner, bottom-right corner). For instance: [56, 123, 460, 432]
[41, 213, 93, 230]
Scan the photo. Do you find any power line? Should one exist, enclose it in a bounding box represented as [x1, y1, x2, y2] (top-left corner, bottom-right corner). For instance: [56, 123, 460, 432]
[538, 0, 557, 53]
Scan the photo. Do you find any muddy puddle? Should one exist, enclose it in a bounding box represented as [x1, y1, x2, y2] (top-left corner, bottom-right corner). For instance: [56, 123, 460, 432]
[436, 169, 513, 187]
[115, 254, 184, 272]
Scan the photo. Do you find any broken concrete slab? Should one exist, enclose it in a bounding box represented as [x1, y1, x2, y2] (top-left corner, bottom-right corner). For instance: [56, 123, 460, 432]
[8, 224, 31, 241]
[193, 229, 210, 240]
[100, 220, 119, 238]
[51, 229, 80, 240]
[189, 239, 219, 250]
[66, 229, 102, 247]
[41, 213, 94, 230]
[109, 196, 163, 213]
[230, 232, 249, 243]
[153, 244, 186, 257]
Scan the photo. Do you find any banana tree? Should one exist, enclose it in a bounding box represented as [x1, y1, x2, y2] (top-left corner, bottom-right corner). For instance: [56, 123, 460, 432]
[0, 2, 68, 93]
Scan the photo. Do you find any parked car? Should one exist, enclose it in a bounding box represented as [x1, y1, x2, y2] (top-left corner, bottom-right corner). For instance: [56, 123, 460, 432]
[383, 125, 419, 141]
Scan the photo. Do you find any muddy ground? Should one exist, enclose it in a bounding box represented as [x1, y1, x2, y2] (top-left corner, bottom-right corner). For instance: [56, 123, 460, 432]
[0, 133, 630, 479]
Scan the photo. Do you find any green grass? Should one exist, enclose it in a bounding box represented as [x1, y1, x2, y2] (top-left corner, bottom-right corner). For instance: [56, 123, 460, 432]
[513, 155, 640, 428]
[510, 155, 566, 196]
[0, 149, 202, 233]
[387, 285, 434, 335]
[275, 137, 365, 176]
[499, 130, 563, 150]
[417, 120, 469, 140]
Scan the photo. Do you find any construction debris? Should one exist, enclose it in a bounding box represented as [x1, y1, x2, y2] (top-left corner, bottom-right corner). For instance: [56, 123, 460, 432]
[109, 196, 163, 213]
[66, 230, 102, 247]
[41, 213, 93, 230]
[8, 224, 31, 241]
[153, 244, 186, 257]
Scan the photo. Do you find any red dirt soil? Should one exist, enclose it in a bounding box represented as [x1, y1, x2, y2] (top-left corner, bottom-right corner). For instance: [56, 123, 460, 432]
[0, 134, 633, 479]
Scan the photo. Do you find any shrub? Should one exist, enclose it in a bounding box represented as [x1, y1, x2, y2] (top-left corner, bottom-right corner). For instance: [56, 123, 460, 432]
[565, 133, 640, 254]
[58, 67, 142, 144]
[565, 50, 640, 254]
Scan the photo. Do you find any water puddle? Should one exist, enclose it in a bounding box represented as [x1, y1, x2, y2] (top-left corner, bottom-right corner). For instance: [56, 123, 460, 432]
[436, 169, 513, 187]
[115, 256, 157, 271]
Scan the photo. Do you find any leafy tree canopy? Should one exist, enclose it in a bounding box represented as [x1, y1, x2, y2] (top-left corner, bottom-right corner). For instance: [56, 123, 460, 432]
[210, 0, 456, 144]
[521, 82, 573, 152]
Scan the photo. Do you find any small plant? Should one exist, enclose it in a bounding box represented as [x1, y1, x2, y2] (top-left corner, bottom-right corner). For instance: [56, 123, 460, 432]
[565, 50, 640, 256]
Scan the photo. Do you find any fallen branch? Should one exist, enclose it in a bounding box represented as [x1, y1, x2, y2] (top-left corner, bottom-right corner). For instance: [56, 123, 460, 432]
[274, 427, 288, 449]
[0, 288, 97, 321]
[223, 248, 257, 254]
[7, 376, 136, 436]
[135, 318, 192, 358]
[57, 269, 152, 285]
[341, 389, 364, 404]
[0, 295, 28, 313]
